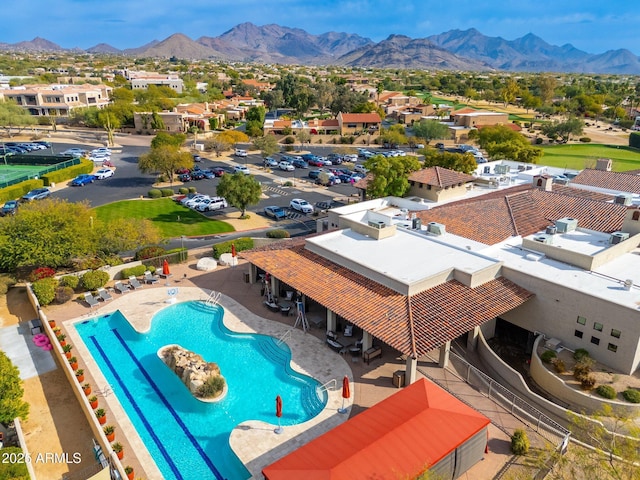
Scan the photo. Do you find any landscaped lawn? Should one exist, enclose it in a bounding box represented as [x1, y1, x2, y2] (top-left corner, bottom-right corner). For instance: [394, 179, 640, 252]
[93, 198, 235, 238]
[539, 144, 640, 172]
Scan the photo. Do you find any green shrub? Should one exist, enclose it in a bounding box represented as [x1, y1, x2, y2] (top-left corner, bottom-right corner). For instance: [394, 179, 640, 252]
[81, 270, 110, 290]
[0, 446, 29, 479]
[178, 187, 189, 194]
[553, 359, 566, 374]
[579, 137, 591, 143]
[266, 229, 291, 239]
[0, 178, 44, 204]
[55, 286, 75, 304]
[535, 137, 543, 144]
[623, 389, 640, 403]
[59, 275, 80, 289]
[197, 375, 226, 398]
[188, 187, 197, 193]
[212, 237, 253, 259]
[41, 159, 94, 186]
[580, 374, 596, 390]
[283, 181, 293, 187]
[630, 132, 640, 149]
[31, 277, 58, 306]
[148, 188, 162, 198]
[160, 188, 174, 197]
[595, 385, 617, 399]
[0, 274, 15, 295]
[283, 145, 294, 152]
[541, 350, 557, 363]
[283, 136, 295, 145]
[511, 429, 530, 455]
[135, 246, 166, 261]
[573, 348, 589, 361]
[120, 264, 155, 279]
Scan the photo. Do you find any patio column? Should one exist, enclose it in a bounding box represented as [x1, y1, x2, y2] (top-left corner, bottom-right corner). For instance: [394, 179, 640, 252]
[249, 264, 257, 284]
[361, 331, 373, 352]
[270, 276, 277, 299]
[467, 326, 480, 351]
[405, 356, 417, 385]
[438, 341, 451, 368]
[326, 309, 337, 333]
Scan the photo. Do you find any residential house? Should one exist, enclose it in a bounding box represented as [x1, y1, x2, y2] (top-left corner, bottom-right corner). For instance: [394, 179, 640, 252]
[337, 112, 382, 136]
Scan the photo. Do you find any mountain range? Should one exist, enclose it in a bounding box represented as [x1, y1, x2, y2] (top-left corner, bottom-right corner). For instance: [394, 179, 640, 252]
[2, 23, 640, 74]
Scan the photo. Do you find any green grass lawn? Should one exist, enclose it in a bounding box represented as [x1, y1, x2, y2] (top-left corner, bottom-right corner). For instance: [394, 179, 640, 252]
[93, 198, 235, 238]
[539, 144, 640, 172]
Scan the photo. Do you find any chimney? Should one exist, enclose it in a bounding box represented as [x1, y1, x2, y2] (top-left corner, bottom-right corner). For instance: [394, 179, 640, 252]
[595, 158, 612, 171]
[533, 175, 553, 191]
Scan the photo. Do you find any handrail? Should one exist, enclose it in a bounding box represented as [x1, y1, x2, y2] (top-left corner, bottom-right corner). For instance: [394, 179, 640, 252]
[316, 378, 337, 394]
[276, 329, 292, 346]
[204, 290, 221, 307]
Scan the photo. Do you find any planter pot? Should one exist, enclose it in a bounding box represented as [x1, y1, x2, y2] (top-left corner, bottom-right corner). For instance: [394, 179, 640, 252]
[83, 386, 92, 396]
[59, 340, 66, 347]
[65, 352, 72, 359]
[106, 432, 115, 442]
[70, 362, 79, 370]
[98, 415, 107, 425]
[127, 470, 134, 480]
[90, 400, 98, 409]
[48, 320, 56, 328]
[116, 450, 123, 460]
[76, 374, 85, 383]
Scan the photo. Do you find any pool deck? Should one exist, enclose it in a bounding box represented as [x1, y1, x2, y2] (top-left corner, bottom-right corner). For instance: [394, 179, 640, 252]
[47, 259, 521, 480]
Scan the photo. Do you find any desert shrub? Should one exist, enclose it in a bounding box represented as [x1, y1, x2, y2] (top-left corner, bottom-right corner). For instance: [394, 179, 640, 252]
[0, 274, 16, 295]
[283, 136, 295, 145]
[29, 267, 56, 282]
[31, 277, 58, 306]
[135, 246, 166, 261]
[178, 187, 189, 194]
[535, 137, 543, 144]
[283, 145, 294, 152]
[197, 375, 226, 398]
[0, 446, 29, 479]
[283, 181, 293, 187]
[120, 265, 156, 279]
[580, 374, 596, 390]
[188, 187, 197, 193]
[579, 137, 591, 143]
[266, 229, 291, 239]
[623, 389, 640, 403]
[160, 188, 174, 197]
[72, 256, 107, 271]
[212, 237, 253, 259]
[541, 350, 557, 363]
[595, 385, 617, 399]
[59, 275, 80, 289]
[573, 357, 594, 380]
[81, 270, 110, 290]
[553, 359, 566, 374]
[630, 132, 640, 149]
[55, 286, 75, 304]
[148, 188, 162, 198]
[573, 348, 590, 361]
[511, 429, 530, 455]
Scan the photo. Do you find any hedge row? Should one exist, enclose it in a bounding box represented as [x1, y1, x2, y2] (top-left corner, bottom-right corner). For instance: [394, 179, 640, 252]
[0, 179, 44, 203]
[630, 132, 640, 149]
[41, 159, 94, 186]
[212, 237, 253, 259]
[119, 264, 156, 279]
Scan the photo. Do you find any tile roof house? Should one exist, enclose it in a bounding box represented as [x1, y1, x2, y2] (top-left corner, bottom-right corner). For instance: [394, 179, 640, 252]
[570, 168, 640, 195]
[337, 112, 382, 135]
[408, 167, 475, 202]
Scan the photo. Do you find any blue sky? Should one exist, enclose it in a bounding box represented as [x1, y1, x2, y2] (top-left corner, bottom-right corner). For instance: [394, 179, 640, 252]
[2, 0, 637, 54]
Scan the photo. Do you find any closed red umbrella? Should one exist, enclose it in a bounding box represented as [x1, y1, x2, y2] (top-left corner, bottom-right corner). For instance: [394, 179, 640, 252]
[275, 395, 283, 434]
[339, 376, 350, 414]
[231, 243, 236, 258]
[162, 259, 170, 276]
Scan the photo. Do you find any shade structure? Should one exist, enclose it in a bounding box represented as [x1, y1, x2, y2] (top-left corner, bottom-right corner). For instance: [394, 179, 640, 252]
[342, 376, 350, 399]
[276, 395, 282, 418]
[162, 259, 170, 276]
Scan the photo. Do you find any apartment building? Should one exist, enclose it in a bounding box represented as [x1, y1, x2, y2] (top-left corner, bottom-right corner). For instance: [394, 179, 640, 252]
[0, 83, 112, 116]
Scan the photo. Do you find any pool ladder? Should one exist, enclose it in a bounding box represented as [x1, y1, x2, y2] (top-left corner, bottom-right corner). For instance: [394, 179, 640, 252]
[276, 329, 292, 346]
[316, 378, 338, 394]
[204, 290, 221, 307]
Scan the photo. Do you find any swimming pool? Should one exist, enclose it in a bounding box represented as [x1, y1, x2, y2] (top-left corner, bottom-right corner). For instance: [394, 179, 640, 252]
[75, 300, 326, 480]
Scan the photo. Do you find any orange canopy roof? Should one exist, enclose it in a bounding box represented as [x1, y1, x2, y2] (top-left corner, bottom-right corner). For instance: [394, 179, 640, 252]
[262, 378, 490, 480]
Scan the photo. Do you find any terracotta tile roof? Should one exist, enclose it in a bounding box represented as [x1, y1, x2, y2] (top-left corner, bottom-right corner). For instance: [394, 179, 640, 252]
[339, 113, 382, 123]
[417, 188, 627, 244]
[353, 173, 373, 190]
[570, 168, 640, 194]
[409, 166, 475, 187]
[451, 107, 478, 115]
[554, 185, 614, 202]
[242, 242, 533, 357]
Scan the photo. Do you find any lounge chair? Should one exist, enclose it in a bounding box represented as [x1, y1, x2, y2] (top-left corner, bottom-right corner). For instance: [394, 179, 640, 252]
[144, 271, 159, 284]
[128, 276, 143, 289]
[326, 337, 346, 353]
[84, 292, 100, 308]
[97, 287, 113, 302]
[114, 281, 129, 294]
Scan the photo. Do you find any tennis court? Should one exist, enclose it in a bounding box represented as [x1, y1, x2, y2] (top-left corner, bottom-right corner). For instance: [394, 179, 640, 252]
[0, 156, 82, 188]
[0, 164, 48, 184]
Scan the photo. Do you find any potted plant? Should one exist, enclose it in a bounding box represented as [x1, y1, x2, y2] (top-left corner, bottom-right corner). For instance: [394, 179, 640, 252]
[48, 319, 56, 328]
[95, 408, 106, 425]
[82, 383, 91, 396]
[63, 344, 73, 359]
[103, 425, 115, 442]
[57, 333, 67, 346]
[52, 327, 61, 334]
[125, 466, 134, 480]
[89, 395, 98, 409]
[112, 442, 123, 460]
[69, 357, 78, 370]
[75, 369, 84, 383]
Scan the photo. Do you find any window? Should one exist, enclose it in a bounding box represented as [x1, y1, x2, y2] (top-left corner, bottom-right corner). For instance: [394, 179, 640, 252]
[608, 343, 618, 352]
[574, 330, 583, 339]
[633, 211, 640, 221]
[576, 316, 586, 325]
[611, 329, 621, 338]
[591, 336, 600, 345]
[593, 322, 603, 332]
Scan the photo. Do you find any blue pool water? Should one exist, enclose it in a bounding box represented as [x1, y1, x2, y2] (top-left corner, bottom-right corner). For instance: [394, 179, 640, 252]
[75, 301, 326, 480]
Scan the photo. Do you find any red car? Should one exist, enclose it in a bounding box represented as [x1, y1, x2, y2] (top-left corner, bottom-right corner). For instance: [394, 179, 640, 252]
[211, 167, 225, 177]
[176, 167, 190, 174]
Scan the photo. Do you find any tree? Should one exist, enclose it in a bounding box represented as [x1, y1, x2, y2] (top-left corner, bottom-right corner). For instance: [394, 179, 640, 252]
[151, 131, 186, 149]
[477, 125, 543, 163]
[97, 108, 121, 147]
[363, 155, 421, 198]
[500, 79, 520, 107]
[412, 120, 450, 145]
[0, 99, 36, 136]
[216, 173, 262, 217]
[422, 149, 478, 174]
[95, 218, 161, 255]
[542, 117, 585, 143]
[252, 135, 280, 158]
[380, 125, 407, 148]
[138, 145, 193, 184]
[205, 135, 231, 157]
[0, 351, 29, 423]
[297, 130, 311, 149]
[217, 130, 249, 148]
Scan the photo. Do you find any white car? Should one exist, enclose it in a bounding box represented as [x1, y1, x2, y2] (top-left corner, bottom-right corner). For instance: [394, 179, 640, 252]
[289, 198, 314, 214]
[343, 154, 358, 162]
[233, 165, 251, 175]
[354, 164, 369, 174]
[94, 168, 114, 179]
[90, 150, 111, 158]
[278, 161, 294, 171]
[61, 148, 85, 157]
[196, 197, 228, 212]
[181, 194, 207, 206]
[234, 149, 248, 157]
[186, 195, 211, 209]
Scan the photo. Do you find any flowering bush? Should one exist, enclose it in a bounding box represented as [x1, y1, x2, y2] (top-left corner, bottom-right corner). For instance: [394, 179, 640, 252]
[30, 267, 56, 282]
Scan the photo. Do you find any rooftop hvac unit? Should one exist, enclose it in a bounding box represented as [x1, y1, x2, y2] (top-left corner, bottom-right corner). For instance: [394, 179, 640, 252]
[609, 231, 630, 244]
[427, 222, 446, 235]
[368, 221, 386, 229]
[412, 217, 422, 230]
[545, 337, 562, 351]
[545, 225, 557, 235]
[494, 164, 509, 174]
[555, 217, 578, 233]
[614, 194, 633, 206]
[533, 234, 553, 244]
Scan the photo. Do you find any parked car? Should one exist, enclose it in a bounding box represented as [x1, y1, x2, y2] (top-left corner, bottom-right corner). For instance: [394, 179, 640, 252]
[233, 165, 251, 175]
[327, 153, 343, 165]
[185, 195, 210, 208]
[415, 143, 425, 149]
[190, 170, 206, 180]
[354, 164, 369, 174]
[343, 153, 358, 162]
[435, 143, 445, 150]
[179, 193, 205, 205]
[264, 205, 287, 220]
[70, 174, 96, 186]
[210, 167, 225, 177]
[0, 200, 18, 216]
[178, 173, 192, 182]
[289, 198, 314, 214]
[196, 197, 228, 212]
[291, 158, 309, 169]
[60, 148, 85, 157]
[263, 157, 278, 167]
[193, 154, 202, 162]
[94, 168, 114, 180]
[234, 149, 248, 157]
[278, 161, 295, 171]
[22, 188, 51, 201]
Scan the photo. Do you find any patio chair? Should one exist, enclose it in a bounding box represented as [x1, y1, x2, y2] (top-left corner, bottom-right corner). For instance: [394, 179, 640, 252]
[144, 270, 159, 284]
[114, 281, 129, 294]
[326, 337, 346, 353]
[97, 287, 113, 302]
[84, 292, 100, 308]
[344, 324, 354, 337]
[128, 276, 143, 289]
